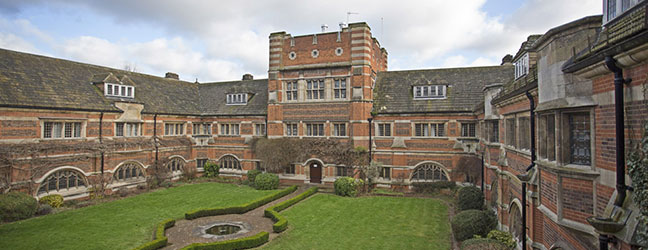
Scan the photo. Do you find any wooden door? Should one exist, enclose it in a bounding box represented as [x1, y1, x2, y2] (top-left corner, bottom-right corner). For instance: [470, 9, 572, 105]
[309, 162, 322, 183]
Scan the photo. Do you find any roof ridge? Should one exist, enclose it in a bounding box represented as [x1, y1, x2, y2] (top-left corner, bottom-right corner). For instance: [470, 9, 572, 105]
[381, 65, 511, 74]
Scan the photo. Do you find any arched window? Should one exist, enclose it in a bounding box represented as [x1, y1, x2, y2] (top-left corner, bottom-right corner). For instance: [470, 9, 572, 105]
[220, 155, 241, 170]
[411, 163, 449, 182]
[166, 157, 185, 174]
[509, 203, 523, 244]
[38, 169, 87, 196]
[113, 162, 145, 182]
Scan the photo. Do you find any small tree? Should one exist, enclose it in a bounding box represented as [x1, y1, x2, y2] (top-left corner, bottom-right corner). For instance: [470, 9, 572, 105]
[356, 161, 382, 192]
[454, 156, 482, 185]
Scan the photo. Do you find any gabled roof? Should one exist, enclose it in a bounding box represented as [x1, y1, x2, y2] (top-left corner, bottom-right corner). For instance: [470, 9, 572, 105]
[373, 66, 513, 114]
[198, 79, 268, 116]
[0, 48, 268, 116]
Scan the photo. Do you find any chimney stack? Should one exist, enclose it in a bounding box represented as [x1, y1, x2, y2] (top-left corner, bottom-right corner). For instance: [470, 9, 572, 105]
[165, 72, 179, 80]
[321, 24, 328, 32]
[501, 54, 513, 65]
[242, 73, 253, 80]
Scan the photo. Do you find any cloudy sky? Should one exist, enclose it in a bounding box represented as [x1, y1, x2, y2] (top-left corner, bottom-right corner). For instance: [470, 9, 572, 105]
[0, 0, 601, 82]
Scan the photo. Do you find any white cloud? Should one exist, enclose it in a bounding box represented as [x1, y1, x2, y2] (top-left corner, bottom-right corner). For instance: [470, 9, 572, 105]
[0, 32, 40, 54]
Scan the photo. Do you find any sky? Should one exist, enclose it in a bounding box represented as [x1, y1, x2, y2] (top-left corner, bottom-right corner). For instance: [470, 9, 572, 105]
[0, 0, 601, 82]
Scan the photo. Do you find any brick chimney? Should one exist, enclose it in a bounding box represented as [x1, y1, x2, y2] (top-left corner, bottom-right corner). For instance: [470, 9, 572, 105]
[501, 54, 513, 65]
[165, 72, 179, 80]
[242, 73, 253, 80]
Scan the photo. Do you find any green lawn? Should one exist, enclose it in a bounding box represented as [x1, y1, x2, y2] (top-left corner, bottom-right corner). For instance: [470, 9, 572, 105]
[0, 182, 278, 250]
[262, 194, 451, 250]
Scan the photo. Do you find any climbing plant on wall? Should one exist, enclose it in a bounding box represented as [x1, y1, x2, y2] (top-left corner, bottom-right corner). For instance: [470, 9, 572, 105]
[628, 122, 648, 247]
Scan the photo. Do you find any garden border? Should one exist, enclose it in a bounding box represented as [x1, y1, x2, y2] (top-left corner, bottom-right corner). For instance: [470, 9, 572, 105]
[264, 187, 318, 232]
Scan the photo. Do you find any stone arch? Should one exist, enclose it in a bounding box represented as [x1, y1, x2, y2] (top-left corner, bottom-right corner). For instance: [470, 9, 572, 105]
[410, 161, 450, 182]
[36, 166, 89, 198]
[508, 198, 524, 246]
[218, 154, 241, 171]
[112, 161, 146, 183]
[166, 156, 186, 175]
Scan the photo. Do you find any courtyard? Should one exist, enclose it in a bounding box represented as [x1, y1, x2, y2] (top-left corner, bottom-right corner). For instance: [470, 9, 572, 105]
[0, 182, 451, 250]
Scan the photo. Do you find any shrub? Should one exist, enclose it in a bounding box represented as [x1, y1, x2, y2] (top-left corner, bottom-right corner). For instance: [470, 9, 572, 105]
[451, 209, 497, 241]
[0, 191, 38, 222]
[131, 219, 175, 250]
[456, 186, 484, 211]
[181, 231, 269, 250]
[334, 177, 364, 197]
[254, 173, 279, 190]
[412, 181, 457, 193]
[486, 230, 516, 249]
[36, 204, 53, 216]
[247, 169, 262, 183]
[204, 162, 219, 178]
[461, 238, 509, 250]
[38, 194, 64, 208]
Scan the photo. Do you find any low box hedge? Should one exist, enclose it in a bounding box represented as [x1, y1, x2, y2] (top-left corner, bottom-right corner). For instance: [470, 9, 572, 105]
[264, 187, 318, 233]
[180, 231, 269, 250]
[185, 185, 297, 220]
[131, 219, 176, 250]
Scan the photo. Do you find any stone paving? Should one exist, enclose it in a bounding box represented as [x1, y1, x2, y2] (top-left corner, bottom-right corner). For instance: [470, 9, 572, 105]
[162, 185, 309, 250]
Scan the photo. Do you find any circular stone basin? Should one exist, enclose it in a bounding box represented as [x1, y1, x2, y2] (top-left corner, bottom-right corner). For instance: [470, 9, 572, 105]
[195, 221, 251, 240]
[206, 224, 242, 236]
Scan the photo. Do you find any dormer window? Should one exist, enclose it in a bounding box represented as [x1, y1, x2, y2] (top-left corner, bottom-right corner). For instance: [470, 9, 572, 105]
[413, 85, 446, 99]
[226, 93, 247, 105]
[514, 53, 529, 79]
[105, 83, 134, 98]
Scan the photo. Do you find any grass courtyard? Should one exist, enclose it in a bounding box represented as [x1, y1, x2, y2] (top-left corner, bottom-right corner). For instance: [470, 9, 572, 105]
[263, 194, 451, 250]
[0, 183, 451, 250]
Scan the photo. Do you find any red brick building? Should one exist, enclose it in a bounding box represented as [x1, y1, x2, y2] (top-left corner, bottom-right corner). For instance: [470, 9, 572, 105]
[1, 1, 648, 249]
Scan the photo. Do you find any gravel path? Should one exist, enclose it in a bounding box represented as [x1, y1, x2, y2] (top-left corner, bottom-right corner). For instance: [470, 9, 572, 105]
[162, 185, 310, 250]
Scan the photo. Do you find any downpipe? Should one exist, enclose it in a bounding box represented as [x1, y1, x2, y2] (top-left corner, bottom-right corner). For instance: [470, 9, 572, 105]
[604, 56, 629, 207]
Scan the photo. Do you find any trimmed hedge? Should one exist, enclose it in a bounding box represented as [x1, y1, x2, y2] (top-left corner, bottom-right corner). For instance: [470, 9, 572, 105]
[246, 169, 262, 183]
[456, 186, 484, 211]
[264, 187, 318, 233]
[254, 173, 279, 190]
[180, 231, 269, 250]
[0, 191, 38, 222]
[39, 194, 64, 208]
[131, 219, 176, 250]
[185, 185, 298, 220]
[204, 162, 220, 178]
[412, 181, 456, 193]
[451, 209, 497, 241]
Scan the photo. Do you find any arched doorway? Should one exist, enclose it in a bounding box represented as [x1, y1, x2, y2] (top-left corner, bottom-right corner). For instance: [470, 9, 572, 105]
[309, 162, 322, 183]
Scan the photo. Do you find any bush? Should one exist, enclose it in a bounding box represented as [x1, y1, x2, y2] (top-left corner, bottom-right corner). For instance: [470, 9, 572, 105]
[456, 186, 484, 211]
[0, 192, 38, 222]
[247, 169, 262, 183]
[38, 194, 64, 208]
[334, 177, 364, 197]
[185, 185, 297, 220]
[265, 187, 318, 232]
[204, 162, 219, 178]
[254, 173, 279, 190]
[486, 230, 516, 249]
[412, 181, 457, 193]
[36, 204, 53, 216]
[181, 231, 269, 250]
[451, 209, 497, 241]
[461, 238, 509, 250]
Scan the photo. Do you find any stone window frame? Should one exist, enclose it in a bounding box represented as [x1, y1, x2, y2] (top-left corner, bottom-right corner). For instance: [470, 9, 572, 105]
[410, 162, 449, 182]
[460, 122, 477, 137]
[376, 122, 393, 137]
[196, 158, 208, 171]
[305, 123, 325, 137]
[335, 47, 343, 56]
[332, 123, 347, 137]
[219, 123, 240, 136]
[379, 166, 391, 180]
[285, 81, 298, 101]
[505, 117, 517, 147]
[538, 112, 556, 162]
[166, 157, 185, 176]
[192, 123, 212, 136]
[219, 155, 241, 171]
[254, 123, 266, 136]
[37, 167, 89, 197]
[285, 123, 298, 137]
[413, 85, 446, 99]
[112, 161, 146, 184]
[336, 165, 351, 177]
[164, 122, 185, 136]
[226, 93, 248, 105]
[333, 78, 347, 99]
[105, 83, 135, 98]
[116, 122, 142, 137]
[413, 122, 446, 137]
[559, 110, 594, 168]
[41, 119, 85, 139]
[486, 120, 500, 143]
[306, 79, 325, 100]
[288, 51, 296, 60]
[514, 53, 529, 79]
[285, 164, 296, 175]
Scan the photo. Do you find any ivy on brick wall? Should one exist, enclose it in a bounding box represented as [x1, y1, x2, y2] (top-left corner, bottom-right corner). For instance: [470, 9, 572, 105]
[628, 122, 648, 247]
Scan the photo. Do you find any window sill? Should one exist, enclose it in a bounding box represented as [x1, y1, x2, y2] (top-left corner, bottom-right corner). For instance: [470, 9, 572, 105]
[163, 135, 186, 137]
[217, 135, 241, 137]
[412, 136, 449, 139]
[192, 134, 213, 137]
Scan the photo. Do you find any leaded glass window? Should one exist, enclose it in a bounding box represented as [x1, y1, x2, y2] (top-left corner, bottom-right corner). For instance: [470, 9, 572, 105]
[411, 163, 449, 182]
[166, 157, 185, 173]
[220, 155, 241, 170]
[569, 113, 591, 165]
[37, 169, 88, 195]
[113, 162, 145, 182]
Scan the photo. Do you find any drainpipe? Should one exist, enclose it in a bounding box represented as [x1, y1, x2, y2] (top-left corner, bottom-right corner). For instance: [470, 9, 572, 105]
[99, 112, 104, 174]
[521, 91, 537, 250]
[368, 118, 373, 163]
[481, 154, 484, 192]
[154, 114, 159, 171]
[605, 56, 629, 207]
